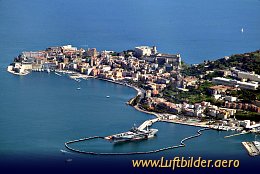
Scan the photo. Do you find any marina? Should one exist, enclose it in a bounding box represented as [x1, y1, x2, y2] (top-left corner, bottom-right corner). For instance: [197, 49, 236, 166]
[7, 64, 260, 157]
[64, 123, 210, 155]
[62, 112, 212, 155]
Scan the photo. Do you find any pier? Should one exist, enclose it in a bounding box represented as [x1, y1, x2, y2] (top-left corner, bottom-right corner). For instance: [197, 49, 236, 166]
[242, 141, 260, 156]
[138, 118, 159, 130]
[224, 131, 249, 138]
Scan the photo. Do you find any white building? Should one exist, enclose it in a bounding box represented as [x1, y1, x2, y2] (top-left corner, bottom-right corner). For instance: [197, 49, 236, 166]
[102, 65, 111, 72]
[237, 81, 258, 90]
[86, 68, 93, 75]
[22, 51, 45, 58]
[212, 77, 258, 90]
[134, 46, 157, 58]
[214, 94, 222, 100]
[224, 96, 237, 102]
[62, 45, 77, 52]
[240, 120, 251, 128]
[238, 71, 260, 82]
[21, 62, 33, 70]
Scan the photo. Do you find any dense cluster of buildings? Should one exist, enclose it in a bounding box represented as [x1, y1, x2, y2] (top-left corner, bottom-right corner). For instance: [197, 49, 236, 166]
[142, 66, 260, 121]
[8, 45, 181, 80]
[144, 97, 237, 120]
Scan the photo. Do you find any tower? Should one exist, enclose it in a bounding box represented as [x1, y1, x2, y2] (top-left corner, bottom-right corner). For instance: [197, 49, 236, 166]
[177, 54, 181, 70]
[152, 46, 157, 54]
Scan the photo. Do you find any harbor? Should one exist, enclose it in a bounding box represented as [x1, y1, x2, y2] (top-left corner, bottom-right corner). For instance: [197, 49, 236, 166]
[64, 117, 210, 155]
[5, 45, 260, 159]
[7, 60, 260, 157]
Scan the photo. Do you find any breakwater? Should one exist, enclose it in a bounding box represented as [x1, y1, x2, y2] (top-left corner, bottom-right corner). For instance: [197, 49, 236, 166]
[64, 128, 210, 155]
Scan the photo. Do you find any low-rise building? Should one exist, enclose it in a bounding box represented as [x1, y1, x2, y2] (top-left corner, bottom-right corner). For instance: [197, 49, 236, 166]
[224, 96, 237, 102]
[212, 77, 258, 90]
[238, 71, 260, 82]
[134, 46, 157, 58]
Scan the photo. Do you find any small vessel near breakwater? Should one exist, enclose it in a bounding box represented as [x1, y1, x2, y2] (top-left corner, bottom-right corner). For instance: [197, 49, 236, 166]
[60, 149, 69, 154]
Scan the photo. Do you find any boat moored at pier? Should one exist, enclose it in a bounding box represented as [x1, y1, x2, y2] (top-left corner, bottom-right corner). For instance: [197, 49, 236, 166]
[105, 125, 158, 143]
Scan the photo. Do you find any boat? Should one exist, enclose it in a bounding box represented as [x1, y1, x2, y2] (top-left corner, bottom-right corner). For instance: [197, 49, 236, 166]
[106, 96, 110, 98]
[60, 149, 68, 154]
[241, 28, 244, 33]
[77, 87, 81, 90]
[75, 78, 81, 82]
[105, 125, 158, 143]
[253, 141, 260, 147]
[55, 72, 62, 76]
[66, 159, 72, 162]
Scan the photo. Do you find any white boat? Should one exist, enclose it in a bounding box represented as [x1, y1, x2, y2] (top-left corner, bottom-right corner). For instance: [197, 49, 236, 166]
[77, 87, 81, 90]
[60, 149, 68, 153]
[106, 96, 110, 98]
[253, 141, 260, 147]
[241, 28, 244, 33]
[66, 159, 72, 162]
[75, 78, 81, 82]
[55, 72, 62, 76]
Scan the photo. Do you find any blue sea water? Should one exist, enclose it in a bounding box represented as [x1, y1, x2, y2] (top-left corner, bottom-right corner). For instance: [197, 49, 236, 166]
[0, 0, 260, 65]
[0, 0, 260, 173]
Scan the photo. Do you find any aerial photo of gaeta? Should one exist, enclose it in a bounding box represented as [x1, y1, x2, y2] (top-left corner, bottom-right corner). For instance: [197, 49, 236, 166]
[1, 0, 260, 174]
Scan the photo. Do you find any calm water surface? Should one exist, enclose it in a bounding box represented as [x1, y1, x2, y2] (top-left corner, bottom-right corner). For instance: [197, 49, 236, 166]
[0, 0, 260, 173]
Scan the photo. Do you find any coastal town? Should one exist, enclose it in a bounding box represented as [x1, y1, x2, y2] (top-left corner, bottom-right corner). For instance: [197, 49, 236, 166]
[7, 45, 260, 156]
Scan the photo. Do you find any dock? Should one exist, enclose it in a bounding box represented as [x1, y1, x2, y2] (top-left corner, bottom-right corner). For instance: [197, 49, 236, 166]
[138, 118, 159, 130]
[242, 141, 260, 156]
[7, 66, 30, 76]
[224, 131, 249, 138]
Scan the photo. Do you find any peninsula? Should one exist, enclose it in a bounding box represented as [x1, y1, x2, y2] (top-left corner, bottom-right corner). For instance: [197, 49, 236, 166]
[7, 45, 260, 135]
